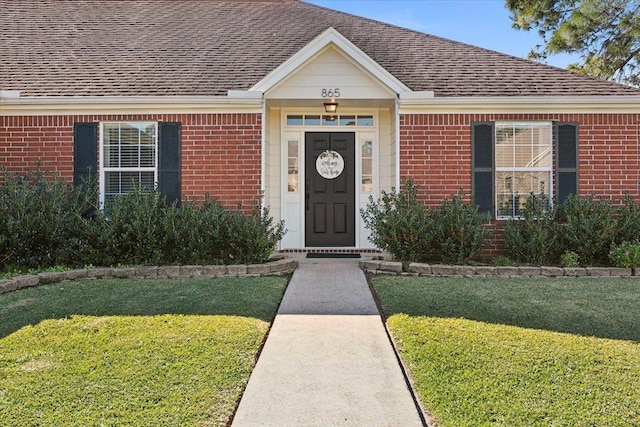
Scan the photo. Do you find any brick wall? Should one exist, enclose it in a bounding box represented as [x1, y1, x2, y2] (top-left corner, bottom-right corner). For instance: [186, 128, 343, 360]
[3, 111, 640, 254]
[400, 112, 640, 257]
[0, 114, 262, 212]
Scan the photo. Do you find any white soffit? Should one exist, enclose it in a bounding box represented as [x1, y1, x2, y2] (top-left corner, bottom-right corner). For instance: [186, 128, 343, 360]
[250, 27, 411, 95]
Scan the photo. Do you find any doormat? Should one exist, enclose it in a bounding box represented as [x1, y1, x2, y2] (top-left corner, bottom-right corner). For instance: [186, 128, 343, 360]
[306, 253, 361, 259]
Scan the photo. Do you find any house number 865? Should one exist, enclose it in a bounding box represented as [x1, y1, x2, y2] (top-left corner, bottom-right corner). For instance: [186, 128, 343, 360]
[321, 88, 340, 98]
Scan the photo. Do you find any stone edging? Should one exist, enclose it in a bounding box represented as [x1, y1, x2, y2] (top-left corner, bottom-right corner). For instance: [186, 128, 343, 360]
[0, 258, 298, 295]
[360, 260, 637, 278]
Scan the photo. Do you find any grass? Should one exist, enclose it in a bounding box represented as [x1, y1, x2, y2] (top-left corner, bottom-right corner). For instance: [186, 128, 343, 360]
[0, 276, 287, 426]
[371, 276, 640, 427]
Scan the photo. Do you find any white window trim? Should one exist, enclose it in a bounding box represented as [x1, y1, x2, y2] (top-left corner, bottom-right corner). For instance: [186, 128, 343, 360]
[99, 121, 159, 207]
[494, 121, 554, 220]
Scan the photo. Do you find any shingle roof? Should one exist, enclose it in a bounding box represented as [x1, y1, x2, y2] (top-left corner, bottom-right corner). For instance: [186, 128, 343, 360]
[2, 0, 639, 97]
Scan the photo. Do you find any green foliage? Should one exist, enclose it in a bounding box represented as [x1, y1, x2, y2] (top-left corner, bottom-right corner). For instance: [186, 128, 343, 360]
[431, 192, 490, 264]
[224, 202, 286, 264]
[159, 198, 285, 265]
[0, 169, 99, 270]
[492, 255, 513, 266]
[556, 195, 617, 266]
[0, 172, 285, 272]
[507, 0, 640, 86]
[100, 186, 166, 265]
[504, 192, 559, 265]
[609, 241, 640, 268]
[614, 194, 640, 243]
[361, 180, 489, 264]
[560, 250, 580, 268]
[504, 193, 640, 267]
[361, 179, 434, 263]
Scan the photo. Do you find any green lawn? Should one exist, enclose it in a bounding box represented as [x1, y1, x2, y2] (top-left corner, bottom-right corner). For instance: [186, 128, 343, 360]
[372, 276, 640, 427]
[0, 277, 287, 426]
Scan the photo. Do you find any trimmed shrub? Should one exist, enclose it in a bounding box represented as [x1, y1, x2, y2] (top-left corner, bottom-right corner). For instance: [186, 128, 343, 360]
[556, 195, 617, 266]
[223, 201, 286, 264]
[615, 194, 640, 244]
[99, 186, 166, 266]
[158, 198, 285, 265]
[504, 193, 559, 265]
[0, 173, 285, 273]
[431, 192, 490, 264]
[102, 191, 285, 266]
[361, 180, 489, 264]
[0, 170, 99, 270]
[361, 179, 435, 263]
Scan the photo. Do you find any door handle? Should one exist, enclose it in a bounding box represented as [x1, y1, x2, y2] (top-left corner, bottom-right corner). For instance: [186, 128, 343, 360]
[305, 179, 310, 211]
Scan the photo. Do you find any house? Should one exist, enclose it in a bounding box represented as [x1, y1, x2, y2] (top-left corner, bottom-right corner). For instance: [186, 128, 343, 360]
[2, 0, 640, 254]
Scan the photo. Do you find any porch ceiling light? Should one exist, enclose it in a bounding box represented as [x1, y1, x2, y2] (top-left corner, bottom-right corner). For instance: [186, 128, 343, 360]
[323, 101, 338, 114]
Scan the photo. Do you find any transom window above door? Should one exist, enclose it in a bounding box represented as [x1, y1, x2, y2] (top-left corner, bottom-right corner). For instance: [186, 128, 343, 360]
[286, 114, 374, 127]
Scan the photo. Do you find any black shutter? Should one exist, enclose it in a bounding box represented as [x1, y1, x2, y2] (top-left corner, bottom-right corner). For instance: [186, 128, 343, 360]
[158, 122, 181, 205]
[472, 122, 494, 216]
[73, 122, 97, 187]
[556, 122, 578, 204]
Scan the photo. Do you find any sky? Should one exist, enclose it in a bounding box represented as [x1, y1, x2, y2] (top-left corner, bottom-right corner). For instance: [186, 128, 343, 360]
[305, 0, 579, 70]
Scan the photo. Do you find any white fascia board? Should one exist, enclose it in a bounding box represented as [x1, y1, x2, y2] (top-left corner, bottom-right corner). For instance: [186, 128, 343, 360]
[399, 95, 640, 114]
[0, 95, 264, 116]
[399, 91, 435, 99]
[250, 27, 410, 95]
[227, 90, 264, 99]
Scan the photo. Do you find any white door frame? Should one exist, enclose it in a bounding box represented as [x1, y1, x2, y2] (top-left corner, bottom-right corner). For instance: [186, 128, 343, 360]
[279, 109, 379, 249]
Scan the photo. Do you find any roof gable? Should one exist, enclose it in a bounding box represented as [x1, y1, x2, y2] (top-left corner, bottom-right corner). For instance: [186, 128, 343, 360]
[252, 27, 410, 96]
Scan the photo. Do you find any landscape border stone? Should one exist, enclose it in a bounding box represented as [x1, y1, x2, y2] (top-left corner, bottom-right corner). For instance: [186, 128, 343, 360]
[360, 260, 636, 278]
[0, 258, 298, 295]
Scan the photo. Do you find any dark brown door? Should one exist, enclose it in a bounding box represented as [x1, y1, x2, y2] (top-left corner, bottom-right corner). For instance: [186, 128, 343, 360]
[305, 132, 355, 247]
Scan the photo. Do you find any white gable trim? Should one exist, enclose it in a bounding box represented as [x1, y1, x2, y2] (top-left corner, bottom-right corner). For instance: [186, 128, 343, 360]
[250, 27, 410, 95]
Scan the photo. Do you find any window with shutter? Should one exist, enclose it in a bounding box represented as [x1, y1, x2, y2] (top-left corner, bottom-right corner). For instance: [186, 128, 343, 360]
[495, 122, 553, 218]
[472, 121, 557, 219]
[75, 121, 181, 207]
[99, 122, 158, 208]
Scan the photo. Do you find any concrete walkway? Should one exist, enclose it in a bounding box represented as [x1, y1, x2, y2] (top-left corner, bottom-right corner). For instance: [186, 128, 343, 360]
[231, 256, 425, 427]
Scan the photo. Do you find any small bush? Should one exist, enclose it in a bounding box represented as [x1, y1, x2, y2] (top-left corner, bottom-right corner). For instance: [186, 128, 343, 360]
[431, 192, 490, 264]
[609, 241, 640, 269]
[556, 195, 617, 266]
[361, 179, 435, 263]
[224, 202, 286, 264]
[560, 251, 580, 268]
[0, 169, 99, 271]
[615, 194, 640, 244]
[361, 180, 489, 264]
[100, 186, 166, 266]
[158, 198, 285, 265]
[504, 192, 559, 265]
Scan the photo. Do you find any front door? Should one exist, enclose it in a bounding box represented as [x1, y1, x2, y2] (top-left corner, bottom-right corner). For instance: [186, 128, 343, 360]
[305, 132, 355, 247]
